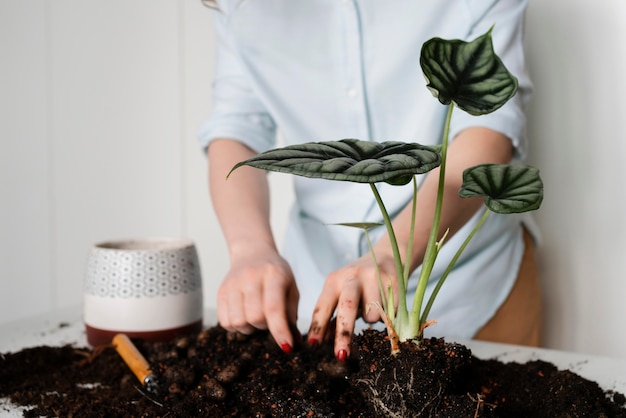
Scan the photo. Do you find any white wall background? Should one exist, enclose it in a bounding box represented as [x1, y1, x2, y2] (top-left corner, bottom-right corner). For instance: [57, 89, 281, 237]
[1, 1, 625, 360]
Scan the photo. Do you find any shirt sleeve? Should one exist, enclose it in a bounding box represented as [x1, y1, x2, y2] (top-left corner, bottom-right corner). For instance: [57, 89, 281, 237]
[450, 0, 533, 160]
[197, 7, 277, 153]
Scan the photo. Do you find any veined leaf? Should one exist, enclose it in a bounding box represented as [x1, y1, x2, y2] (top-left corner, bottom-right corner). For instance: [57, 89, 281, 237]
[229, 139, 441, 185]
[459, 164, 543, 213]
[420, 27, 518, 116]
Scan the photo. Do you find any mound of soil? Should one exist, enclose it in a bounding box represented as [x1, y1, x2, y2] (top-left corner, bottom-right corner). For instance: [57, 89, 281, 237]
[1, 326, 625, 417]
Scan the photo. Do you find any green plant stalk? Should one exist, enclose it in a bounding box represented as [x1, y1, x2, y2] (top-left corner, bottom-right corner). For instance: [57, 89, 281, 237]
[367, 177, 418, 332]
[369, 183, 409, 327]
[362, 229, 389, 315]
[405, 104, 455, 340]
[403, 178, 419, 292]
[420, 209, 491, 325]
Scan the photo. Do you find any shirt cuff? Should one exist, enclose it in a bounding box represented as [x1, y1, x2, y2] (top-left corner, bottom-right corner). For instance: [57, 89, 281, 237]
[197, 112, 277, 154]
[449, 99, 528, 161]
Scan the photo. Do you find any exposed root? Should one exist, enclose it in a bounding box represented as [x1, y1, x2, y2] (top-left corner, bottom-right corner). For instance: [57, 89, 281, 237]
[419, 319, 437, 335]
[414, 382, 443, 418]
[356, 374, 406, 418]
[358, 366, 444, 418]
[366, 302, 400, 355]
[468, 392, 496, 418]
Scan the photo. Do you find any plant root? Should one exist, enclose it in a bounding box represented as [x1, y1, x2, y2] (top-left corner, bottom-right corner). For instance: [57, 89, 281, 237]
[356, 374, 406, 418]
[366, 302, 401, 355]
[357, 366, 445, 418]
[419, 319, 437, 335]
[468, 392, 496, 418]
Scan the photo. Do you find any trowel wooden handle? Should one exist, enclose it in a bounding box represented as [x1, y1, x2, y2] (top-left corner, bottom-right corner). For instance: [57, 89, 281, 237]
[113, 333, 153, 384]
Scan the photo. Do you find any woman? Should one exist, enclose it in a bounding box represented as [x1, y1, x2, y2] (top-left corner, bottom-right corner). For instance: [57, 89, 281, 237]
[199, 0, 541, 362]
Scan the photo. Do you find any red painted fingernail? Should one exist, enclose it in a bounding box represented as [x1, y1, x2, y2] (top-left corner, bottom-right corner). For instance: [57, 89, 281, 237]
[337, 349, 348, 363]
[308, 338, 319, 349]
[280, 343, 292, 354]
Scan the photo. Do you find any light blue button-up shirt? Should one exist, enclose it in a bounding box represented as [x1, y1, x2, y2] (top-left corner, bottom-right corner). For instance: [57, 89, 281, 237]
[199, 0, 535, 339]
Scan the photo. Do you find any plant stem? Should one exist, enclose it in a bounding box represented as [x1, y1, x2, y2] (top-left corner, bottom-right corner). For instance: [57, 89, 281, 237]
[420, 209, 491, 325]
[403, 178, 419, 292]
[408, 104, 455, 339]
[363, 229, 388, 314]
[369, 183, 409, 325]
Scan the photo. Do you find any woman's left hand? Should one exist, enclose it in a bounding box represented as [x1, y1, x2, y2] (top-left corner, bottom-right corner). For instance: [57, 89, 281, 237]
[307, 249, 398, 362]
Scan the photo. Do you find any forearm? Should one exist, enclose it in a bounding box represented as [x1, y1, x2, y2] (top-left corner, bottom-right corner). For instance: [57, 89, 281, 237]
[374, 127, 514, 271]
[208, 139, 278, 259]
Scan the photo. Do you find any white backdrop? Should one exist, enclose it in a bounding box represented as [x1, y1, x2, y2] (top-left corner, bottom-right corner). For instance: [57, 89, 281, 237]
[1, 0, 625, 359]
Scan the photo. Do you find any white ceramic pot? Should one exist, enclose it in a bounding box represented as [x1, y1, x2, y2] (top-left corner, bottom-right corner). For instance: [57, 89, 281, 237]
[83, 237, 203, 346]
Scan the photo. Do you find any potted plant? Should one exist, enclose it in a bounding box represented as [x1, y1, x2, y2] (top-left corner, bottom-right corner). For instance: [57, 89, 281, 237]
[228, 26, 543, 414]
[230, 26, 543, 351]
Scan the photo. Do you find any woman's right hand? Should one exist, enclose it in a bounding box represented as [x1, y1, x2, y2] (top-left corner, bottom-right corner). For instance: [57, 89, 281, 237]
[216, 247, 300, 353]
[208, 139, 299, 352]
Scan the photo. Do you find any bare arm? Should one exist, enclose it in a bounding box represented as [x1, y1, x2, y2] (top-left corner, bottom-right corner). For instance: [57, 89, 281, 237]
[308, 127, 513, 361]
[208, 139, 299, 352]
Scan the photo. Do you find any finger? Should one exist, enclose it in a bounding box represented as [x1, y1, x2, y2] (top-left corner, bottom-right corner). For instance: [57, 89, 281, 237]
[286, 282, 300, 327]
[226, 284, 258, 335]
[333, 278, 361, 362]
[217, 287, 254, 334]
[307, 282, 339, 348]
[361, 273, 388, 324]
[264, 279, 296, 353]
[242, 281, 269, 331]
[216, 286, 231, 329]
[286, 282, 301, 346]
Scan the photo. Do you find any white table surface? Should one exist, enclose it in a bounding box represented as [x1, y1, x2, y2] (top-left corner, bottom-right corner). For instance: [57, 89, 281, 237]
[1, 307, 626, 416]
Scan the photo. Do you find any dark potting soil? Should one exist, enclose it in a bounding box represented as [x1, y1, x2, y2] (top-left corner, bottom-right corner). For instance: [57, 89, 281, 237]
[1, 326, 625, 417]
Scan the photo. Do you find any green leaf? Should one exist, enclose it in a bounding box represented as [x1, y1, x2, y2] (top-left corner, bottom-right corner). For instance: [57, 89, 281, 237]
[420, 27, 518, 116]
[229, 139, 441, 185]
[459, 164, 543, 213]
[335, 222, 383, 230]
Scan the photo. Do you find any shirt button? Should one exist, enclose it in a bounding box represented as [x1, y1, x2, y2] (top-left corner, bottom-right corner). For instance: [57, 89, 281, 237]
[347, 88, 358, 99]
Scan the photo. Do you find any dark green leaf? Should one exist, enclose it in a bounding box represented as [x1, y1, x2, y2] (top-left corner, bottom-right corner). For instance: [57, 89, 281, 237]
[420, 27, 518, 115]
[229, 139, 441, 185]
[459, 164, 543, 213]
